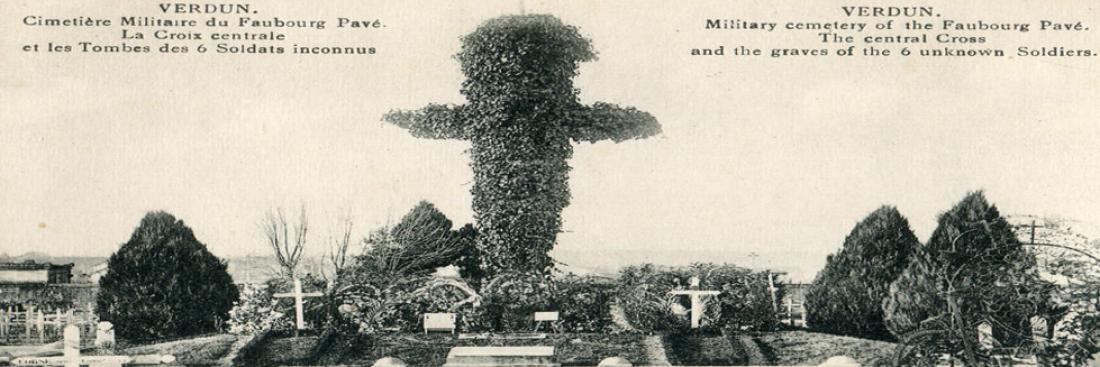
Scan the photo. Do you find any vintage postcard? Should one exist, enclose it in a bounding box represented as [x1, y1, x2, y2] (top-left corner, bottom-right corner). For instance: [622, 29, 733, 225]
[1, 1, 1098, 366]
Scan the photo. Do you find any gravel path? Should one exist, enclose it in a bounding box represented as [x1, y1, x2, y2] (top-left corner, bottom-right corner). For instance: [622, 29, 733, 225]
[217, 333, 255, 366]
[734, 334, 770, 365]
[642, 335, 671, 366]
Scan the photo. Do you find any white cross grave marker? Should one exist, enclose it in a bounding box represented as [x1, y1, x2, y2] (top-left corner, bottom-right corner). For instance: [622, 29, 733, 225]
[669, 276, 721, 329]
[273, 278, 324, 331]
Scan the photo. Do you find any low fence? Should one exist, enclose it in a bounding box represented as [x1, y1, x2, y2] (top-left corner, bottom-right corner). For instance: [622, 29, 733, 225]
[0, 305, 98, 345]
[779, 298, 807, 327]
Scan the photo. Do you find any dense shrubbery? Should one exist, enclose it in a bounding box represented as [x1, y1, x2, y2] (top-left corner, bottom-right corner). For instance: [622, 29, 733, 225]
[377, 278, 481, 332]
[884, 192, 1052, 365]
[615, 264, 688, 332]
[465, 272, 557, 332]
[96, 211, 239, 341]
[805, 206, 919, 340]
[1017, 217, 1100, 365]
[616, 263, 782, 332]
[339, 268, 615, 333]
[464, 273, 615, 332]
[229, 275, 329, 334]
[339, 201, 480, 332]
[551, 275, 616, 332]
[228, 283, 284, 334]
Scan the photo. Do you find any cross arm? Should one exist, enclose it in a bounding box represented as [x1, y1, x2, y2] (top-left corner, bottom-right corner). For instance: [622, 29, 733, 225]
[382, 103, 470, 140]
[568, 102, 661, 143]
[273, 292, 324, 298]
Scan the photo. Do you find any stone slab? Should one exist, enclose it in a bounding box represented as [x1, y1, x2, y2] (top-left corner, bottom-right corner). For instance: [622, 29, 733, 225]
[534, 312, 559, 321]
[443, 346, 559, 367]
[457, 333, 547, 340]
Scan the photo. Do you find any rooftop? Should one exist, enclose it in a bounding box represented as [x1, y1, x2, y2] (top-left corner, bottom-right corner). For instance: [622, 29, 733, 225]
[0, 260, 75, 271]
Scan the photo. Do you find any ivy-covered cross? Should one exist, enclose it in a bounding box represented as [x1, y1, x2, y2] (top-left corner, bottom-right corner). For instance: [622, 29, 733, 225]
[384, 15, 661, 275]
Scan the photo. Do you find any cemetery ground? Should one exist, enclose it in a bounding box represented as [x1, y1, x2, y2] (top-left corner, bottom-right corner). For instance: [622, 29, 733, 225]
[86, 328, 894, 366]
[84, 333, 242, 365]
[0, 320, 897, 366]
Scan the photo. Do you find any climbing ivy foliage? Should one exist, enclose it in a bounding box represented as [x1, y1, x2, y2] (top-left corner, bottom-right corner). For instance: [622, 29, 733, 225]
[383, 15, 661, 275]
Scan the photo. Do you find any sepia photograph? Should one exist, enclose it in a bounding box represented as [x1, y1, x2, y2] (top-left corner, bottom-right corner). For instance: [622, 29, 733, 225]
[1, 1, 1098, 366]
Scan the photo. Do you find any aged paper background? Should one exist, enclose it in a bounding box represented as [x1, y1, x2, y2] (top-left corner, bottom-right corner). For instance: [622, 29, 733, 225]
[1, 1, 1098, 281]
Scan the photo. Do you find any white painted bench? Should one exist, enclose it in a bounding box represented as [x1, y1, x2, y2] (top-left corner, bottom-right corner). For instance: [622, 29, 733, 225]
[423, 312, 457, 334]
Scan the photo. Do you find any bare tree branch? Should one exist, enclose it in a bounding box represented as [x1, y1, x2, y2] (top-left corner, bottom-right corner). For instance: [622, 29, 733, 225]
[263, 206, 308, 279]
[324, 214, 354, 285]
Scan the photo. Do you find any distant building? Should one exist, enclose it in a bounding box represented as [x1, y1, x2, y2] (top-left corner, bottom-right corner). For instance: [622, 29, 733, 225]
[0, 260, 74, 284]
[87, 262, 109, 284]
[0, 260, 96, 310]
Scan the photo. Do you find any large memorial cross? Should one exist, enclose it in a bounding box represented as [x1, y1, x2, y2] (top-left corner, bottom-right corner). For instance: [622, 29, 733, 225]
[384, 14, 661, 275]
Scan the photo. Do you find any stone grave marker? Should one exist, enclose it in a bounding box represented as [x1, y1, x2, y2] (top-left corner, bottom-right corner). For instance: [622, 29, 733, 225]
[95, 321, 115, 349]
[423, 313, 457, 334]
[977, 322, 995, 349]
[1030, 316, 1049, 341]
[442, 346, 558, 367]
[533, 311, 560, 333]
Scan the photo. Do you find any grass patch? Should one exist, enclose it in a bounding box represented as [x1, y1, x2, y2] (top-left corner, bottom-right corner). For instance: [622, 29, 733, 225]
[662, 331, 747, 366]
[248, 335, 320, 365]
[91, 333, 238, 364]
[755, 330, 896, 367]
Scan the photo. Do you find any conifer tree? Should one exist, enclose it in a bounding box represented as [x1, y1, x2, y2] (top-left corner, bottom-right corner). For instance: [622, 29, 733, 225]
[805, 205, 919, 340]
[96, 211, 239, 340]
[884, 192, 1050, 363]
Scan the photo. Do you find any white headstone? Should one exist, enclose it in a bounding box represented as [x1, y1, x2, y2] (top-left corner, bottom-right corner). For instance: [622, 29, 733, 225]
[819, 355, 860, 366]
[534, 312, 559, 322]
[977, 322, 995, 349]
[373, 357, 408, 367]
[63, 325, 80, 367]
[95, 321, 116, 349]
[1030, 316, 1049, 341]
[424, 313, 457, 334]
[598, 356, 633, 366]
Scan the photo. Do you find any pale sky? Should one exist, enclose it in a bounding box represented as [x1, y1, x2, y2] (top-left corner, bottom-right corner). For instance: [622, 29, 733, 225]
[2, 1, 1098, 281]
